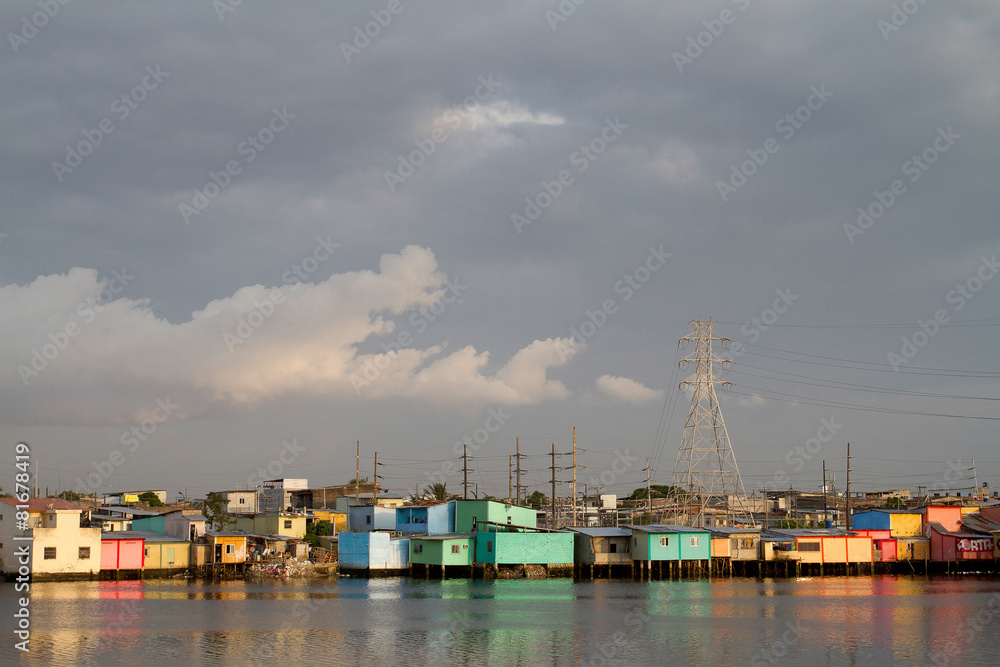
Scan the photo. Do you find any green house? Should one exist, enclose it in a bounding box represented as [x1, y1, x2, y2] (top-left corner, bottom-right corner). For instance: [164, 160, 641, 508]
[454, 500, 536, 532]
[409, 533, 476, 567]
[630, 525, 711, 562]
[131, 514, 166, 533]
[475, 530, 574, 565]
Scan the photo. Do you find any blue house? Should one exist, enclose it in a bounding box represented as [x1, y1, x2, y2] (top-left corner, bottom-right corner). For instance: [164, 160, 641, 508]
[396, 501, 455, 535]
[338, 532, 410, 575]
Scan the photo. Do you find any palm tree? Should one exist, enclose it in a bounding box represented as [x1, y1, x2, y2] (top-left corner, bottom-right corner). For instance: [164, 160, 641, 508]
[423, 482, 449, 501]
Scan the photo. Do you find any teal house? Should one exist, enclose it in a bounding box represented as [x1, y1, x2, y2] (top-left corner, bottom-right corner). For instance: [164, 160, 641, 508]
[629, 525, 711, 578]
[409, 533, 475, 577]
[454, 499, 536, 532]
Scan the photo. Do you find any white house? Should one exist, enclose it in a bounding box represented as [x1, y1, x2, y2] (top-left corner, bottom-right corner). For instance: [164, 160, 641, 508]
[0, 498, 103, 580]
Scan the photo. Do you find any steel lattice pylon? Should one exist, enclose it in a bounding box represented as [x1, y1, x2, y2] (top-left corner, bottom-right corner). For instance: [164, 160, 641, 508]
[670, 320, 755, 527]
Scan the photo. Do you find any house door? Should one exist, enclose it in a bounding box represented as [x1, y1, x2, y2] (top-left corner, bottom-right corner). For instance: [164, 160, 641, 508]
[215, 545, 222, 562]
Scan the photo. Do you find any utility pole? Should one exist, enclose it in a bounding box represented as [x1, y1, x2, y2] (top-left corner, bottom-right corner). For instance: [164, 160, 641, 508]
[645, 458, 652, 520]
[822, 460, 827, 527]
[846, 442, 851, 529]
[462, 444, 474, 500]
[550, 443, 557, 529]
[572, 427, 577, 527]
[515, 437, 523, 506]
[355, 440, 360, 505]
[763, 485, 768, 529]
[373, 452, 384, 505]
[509, 455, 513, 503]
[972, 457, 979, 500]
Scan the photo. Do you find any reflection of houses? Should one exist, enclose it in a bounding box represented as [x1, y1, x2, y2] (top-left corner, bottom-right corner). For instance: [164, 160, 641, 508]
[569, 527, 631, 578]
[629, 525, 711, 579]
[409, 533, 475, 578]
[0, 498, 102, 581]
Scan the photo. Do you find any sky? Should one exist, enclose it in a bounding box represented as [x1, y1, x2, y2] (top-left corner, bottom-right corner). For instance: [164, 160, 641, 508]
[1, 1, 998, 505]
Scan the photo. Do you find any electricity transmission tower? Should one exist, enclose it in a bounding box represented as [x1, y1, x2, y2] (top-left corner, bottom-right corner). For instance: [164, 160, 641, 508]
[670, 320, 754, 527]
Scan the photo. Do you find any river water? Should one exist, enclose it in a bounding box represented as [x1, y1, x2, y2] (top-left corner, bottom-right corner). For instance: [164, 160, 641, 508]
[2, 575, 998, 666]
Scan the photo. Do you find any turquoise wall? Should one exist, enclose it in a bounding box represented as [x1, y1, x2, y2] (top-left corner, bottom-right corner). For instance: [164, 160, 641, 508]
[475, 532, 573, 564]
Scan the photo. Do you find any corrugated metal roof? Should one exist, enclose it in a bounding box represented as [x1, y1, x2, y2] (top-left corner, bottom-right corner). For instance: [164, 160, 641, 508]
[567, 527, 631, 537]
[629, 524, 710, 534]
[409, 533, 477, 541]
[102, 530, 189, 542]
[96, 505, 162, 516]
[708, 527, 762, 536]
[0, 497, 85, 512]
[961, 515, 1000, 534]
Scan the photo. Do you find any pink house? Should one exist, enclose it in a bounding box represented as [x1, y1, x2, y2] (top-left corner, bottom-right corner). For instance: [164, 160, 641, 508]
[920, 506, 962, 533]
[100, 532, 145, 575]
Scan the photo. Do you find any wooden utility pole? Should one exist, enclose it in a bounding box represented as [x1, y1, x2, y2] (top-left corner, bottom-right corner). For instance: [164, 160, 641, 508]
[355, 440, 360, 505]
[508, 455, 513, 503]
[846, 442, 852, 529]
[822, 460, 827, 527]
[572, 427, 577, 527]
[763, 485, 768, 529]
[462, 444, 473, 500]
[373, 452, 383, 505]
[645, 458, 652, 520]
[550, 443, 557, 529]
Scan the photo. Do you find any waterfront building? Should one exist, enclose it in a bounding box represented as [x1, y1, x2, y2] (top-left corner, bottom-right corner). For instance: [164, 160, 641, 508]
[409, 533, 475, 577]
[763, 529, 873, 573]
[926, 522, 994, 564]
[0, 497, 102, 580]
[338, 531, 409, 575]
[396, 501, 455, 535]
[454, 499, 537, 532]
[260, 478, 308, 513]
[348, 505, 396, 532]
[919, 505, 962, 533]
[308, 509, 347, 533]
[135, 531, 191, 574]
[569, 526, 632, 577]
[850, 529, 898, 562]
[205, 531, 248, 564]
[474, 525, 574, 573]
[100, 531, 145, 578]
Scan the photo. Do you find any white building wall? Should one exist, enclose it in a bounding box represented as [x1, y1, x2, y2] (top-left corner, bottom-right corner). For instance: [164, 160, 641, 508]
[0, 504, 102, 577]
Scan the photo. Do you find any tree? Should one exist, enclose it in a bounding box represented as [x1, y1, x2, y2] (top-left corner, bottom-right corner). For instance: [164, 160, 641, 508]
[631, 484, 685, 500]
[885, 496, 905, 508]
[480, 494, 499, 502]
[348, 477, 369, 484]
[423, 482, 449, 501]
[203, 492, 236, 531]
[138, 491, 165, 507]
[526, 490, 548, 509]
[58, 490, 82, 501]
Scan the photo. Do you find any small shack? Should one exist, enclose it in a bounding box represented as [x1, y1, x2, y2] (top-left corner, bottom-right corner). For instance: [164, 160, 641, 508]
[409, 533, 475, 578]
[204, 531, 248, 578]
[474, 524, 574, 578]
[927, 522, 995, 571]
[396, 501, 456, 535]
[338, 532, 409, 576]
[764, 529, 873, 575]
[136, 532, 191, 576]
[708, 527, 761, 576]
[569, 527, 632, 578]
[100, 532, 145, 580]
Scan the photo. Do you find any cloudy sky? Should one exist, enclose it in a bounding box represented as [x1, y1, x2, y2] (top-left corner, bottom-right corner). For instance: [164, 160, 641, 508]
[2, 1, 998, 504]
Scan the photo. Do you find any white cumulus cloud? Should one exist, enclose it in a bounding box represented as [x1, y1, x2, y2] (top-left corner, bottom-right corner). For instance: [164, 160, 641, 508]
[594, 375, 664, 405]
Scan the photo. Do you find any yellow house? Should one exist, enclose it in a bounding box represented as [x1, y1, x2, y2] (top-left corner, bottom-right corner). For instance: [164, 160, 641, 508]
[235, 514, 306, 539]
[137, 532, 191, 572]
[206, 531, 247, 564]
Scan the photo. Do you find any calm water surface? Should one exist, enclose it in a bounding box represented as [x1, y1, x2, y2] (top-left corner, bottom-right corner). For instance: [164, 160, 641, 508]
[2, 575, 998, 666]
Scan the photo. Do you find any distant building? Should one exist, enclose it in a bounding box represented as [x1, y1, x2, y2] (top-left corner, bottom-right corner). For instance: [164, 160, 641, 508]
[290, 483, 379, 510]
[216, 490, 258, 514]
[235, 514, 306, 539]
[259, 478, 308, 513]
[864, 489, 912, 501]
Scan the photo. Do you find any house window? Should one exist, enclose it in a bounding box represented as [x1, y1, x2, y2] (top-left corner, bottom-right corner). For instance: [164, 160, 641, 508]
[239, 498, 245, 505]
[366, 516, 371, 524]
[414, 544, 423, 554]
[659, 537, 669, 547]
[44, 547, 56, 559]
[144, 548, 149, 557]
[799, 542, 821, 552]
[225, 544, 235, 554]
[610, 543, 617, 554]
[79, 547, 91, 559]
[284, 520, 292, 529]
[451, 545, 460, 554]
[487, 541, 493, 553]
[690, 536, 699, 548]
[633, 538, 638, 547]
[507, 516, 512, 524]
[167, 548, 175, 564]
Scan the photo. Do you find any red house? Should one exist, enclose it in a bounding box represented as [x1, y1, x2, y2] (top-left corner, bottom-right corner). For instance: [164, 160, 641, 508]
[926, 522, 993, 563]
